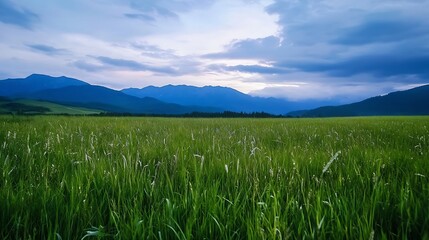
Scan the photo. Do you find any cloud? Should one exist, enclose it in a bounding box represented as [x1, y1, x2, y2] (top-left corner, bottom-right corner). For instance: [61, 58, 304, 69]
[96, 56, 178, 74]
[123, 0, 218, 23]
[332, 15, 429, 45]
[131, 42, 178, 59]
[208, 64, 289, 75]
[0, 0, 39, 29]
[204, 0, 429, 83]
[96, 56, 145, 69]
[73, 60, 104, 72]
[130, 4, 178, 19]
[204, 36, 281, 59]
[26, 44, 69, 55]
[128, 0, 215, 18]
[73, 56, 179, 75]
[286, 53, 429, 79]
[124, 13, 155, 22]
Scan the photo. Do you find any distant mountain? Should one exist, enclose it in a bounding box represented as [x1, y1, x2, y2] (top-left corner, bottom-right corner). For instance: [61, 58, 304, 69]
[0, 74, 88, 97]
[15, 85, 220, 114]
[10, 74, 428, 117]
[300, 85, 429, 117]
[121, 85, 327, 114]
[0, 74, 221, 114]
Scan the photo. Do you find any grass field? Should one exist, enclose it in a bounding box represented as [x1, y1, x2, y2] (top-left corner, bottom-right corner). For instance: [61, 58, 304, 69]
[0, 116, 428, 239]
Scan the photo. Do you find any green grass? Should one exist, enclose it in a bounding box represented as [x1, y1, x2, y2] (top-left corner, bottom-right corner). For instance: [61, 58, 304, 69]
[0, 116, 428, 239]
[0, 99, 102, 115]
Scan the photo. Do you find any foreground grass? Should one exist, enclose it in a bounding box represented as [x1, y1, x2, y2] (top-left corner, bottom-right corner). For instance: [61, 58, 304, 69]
[0, 116, 428, 239]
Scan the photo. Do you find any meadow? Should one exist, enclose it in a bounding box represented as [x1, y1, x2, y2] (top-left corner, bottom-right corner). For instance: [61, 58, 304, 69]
[0, 116, 428, 239]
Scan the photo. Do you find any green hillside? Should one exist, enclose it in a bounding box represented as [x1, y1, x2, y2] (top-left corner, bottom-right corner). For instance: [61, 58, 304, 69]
[0, 98, 102, 115]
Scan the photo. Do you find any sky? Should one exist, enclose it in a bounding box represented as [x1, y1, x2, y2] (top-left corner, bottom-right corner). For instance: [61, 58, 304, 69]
[1, 0, 428, 103]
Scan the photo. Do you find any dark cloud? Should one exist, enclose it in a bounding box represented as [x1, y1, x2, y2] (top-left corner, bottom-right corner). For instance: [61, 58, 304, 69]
[286, 53, 429, 79]
[75, 53, 201, 76]
[0, 0, 39, 29]
[265, 0, 330, 43]
[26, 44, 68, 55]
[204, 36, 281, 59]
[96, 56, 144, 69]
[124, 13, 155, 22]
[73, 61, 104, 72]
[91, 56, 178, 75]
[154, 7, 178, 18]
[333, 17, 429, 45]
[209, 64, 288, 75]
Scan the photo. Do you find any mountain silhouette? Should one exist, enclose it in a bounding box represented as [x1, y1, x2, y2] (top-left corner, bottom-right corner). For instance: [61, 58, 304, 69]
[300, 85, 429, 117]
[0, 74, 88, 97]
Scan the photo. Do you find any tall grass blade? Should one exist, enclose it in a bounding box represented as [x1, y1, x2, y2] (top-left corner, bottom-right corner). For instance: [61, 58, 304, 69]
[322, 151, 341, 174]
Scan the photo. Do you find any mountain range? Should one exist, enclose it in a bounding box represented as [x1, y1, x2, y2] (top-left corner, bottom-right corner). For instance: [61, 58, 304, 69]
[0, 74, 220, 115]
[0, 74, 428, 116]
[121, 85, 333, 114]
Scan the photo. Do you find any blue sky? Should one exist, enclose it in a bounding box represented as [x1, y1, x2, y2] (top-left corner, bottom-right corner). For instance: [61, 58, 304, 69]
[0, 0, 428, 103]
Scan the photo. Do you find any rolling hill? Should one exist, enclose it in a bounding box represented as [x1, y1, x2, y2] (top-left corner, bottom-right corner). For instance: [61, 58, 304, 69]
[300, 84, 429, 117]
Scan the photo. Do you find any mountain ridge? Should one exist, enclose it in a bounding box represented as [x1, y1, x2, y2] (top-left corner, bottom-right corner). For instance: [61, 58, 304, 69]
[121, 85, 331, 114]
[0, 74, 88, 97]
[299, 84, 429, 117]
